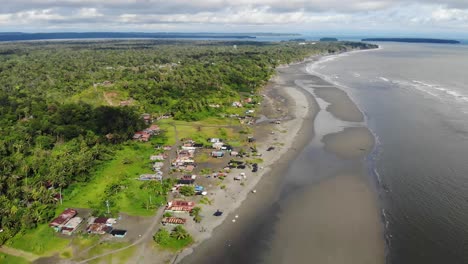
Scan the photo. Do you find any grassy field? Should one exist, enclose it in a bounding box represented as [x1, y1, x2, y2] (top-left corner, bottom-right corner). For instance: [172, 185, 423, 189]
[7, 224, 69, 256]
[69, 86, 131, 107]
[158, 118, 242, 146]
[0, 253, 30, 264]
[61, 140, 163, 216]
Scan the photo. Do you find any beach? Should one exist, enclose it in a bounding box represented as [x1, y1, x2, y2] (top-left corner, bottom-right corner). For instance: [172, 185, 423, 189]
[177, 56, 385, 264]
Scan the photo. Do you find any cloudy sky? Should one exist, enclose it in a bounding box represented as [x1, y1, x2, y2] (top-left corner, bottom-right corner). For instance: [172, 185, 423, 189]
[1, 0, 468, 37]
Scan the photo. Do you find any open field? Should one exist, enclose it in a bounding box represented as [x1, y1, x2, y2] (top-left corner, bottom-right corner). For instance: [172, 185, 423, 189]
[0, 253, 30, 264]
[6, 224, 69, 257]
[60, 141, 163, 217]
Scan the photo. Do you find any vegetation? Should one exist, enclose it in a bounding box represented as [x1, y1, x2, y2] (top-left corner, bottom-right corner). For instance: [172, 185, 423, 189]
[153, 226, 193, 251]
[0, 253, 29, 264]
[0, 39, 377, 247]
[179, 185, 196, 196]
[190, 206, 202, 223]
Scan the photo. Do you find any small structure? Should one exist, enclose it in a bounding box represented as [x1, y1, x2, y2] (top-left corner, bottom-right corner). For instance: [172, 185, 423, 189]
[211, 151, 224, 158]
[165, 200, 195, 212]
[133, 131, 151, 142]
[162, 217, 186, 226]
[141, 113, 152, 124]
[87, 223, 111, 235]
[232, 102, 243, 108]
[61, 217, 83, 235]
[150, 154, 165, 161]
[230, 151, 239, 156]
[212, 142, 224, 149]
[210, 138, 221, 143]
[110, 229, 127, 238]
[178, 175, 196, 185]
[139, 174, 162, 181]
[147, 124, 161, 134]
[49, 209, 78, 231]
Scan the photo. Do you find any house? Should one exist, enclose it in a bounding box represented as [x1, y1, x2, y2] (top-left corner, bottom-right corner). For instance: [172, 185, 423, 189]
[148, 124, 160, 134]
[210, 138, 221, 143]
[150, 154, 165, 161]
[133, 131, 151, 142]
[49, 209, 77, 231]
[211, 151, 224, 158]
[184, 165, 195, 172]
[162, 217, 186, 226]
[178, 175, 196, 185]
[141, 113, 152, 124]
[87, 223, 111, 235]
[230, 151, 239, 156]
[244, 97, 253, 103]
[212, 142, 224, 150]
[232, 102, 243, 107]
[165, 200, 195, 212]
[153, 162, 164, 170]
[110, 229, 127, 238]
[139, 174, 163, 181]
[61, 217, 83, 235]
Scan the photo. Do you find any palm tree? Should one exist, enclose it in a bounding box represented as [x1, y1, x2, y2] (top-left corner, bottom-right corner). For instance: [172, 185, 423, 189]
[171, 226, 189, 240]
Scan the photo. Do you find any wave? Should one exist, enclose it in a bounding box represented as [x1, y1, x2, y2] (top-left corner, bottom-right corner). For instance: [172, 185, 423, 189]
[379, 77, 390, 82]
[411, 80, 468, 102]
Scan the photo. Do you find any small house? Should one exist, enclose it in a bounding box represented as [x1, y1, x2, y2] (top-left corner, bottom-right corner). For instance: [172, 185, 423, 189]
[110, 229, 127, 238]
[49, 209, 77, 231]
[162, 217, 186, 226]
[212, 142, 224, 149]
[61, 217, 83, 235]
[165, 200, 195, 212]
[211, 151, 224, 158]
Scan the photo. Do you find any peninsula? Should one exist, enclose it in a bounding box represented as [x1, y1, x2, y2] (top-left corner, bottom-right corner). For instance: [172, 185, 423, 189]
[362, 38, 460, 44]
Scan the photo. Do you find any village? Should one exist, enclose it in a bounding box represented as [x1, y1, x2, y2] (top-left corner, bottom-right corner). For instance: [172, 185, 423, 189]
[40, 93, 287, 262]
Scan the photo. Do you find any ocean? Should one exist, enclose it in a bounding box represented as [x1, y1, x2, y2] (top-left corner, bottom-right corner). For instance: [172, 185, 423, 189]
[183, 42, 468, 264]
[312, 43, 468, 264]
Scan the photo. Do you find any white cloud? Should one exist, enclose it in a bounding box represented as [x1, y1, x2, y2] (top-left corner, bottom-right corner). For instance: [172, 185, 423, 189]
[0, 1, 467, 35]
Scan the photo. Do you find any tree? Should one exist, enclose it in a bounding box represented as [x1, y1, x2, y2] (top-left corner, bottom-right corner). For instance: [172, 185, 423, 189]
[179, 185, 195, 196]
[170, 226, 189, 240]
[154, 228, 170, 244]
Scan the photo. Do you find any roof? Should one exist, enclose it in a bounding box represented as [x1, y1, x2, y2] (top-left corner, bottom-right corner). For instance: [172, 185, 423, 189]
[64, 217, 82, 229]
[49, 209, 77, 227]
[94, 217, 109, 224]
[110, 229, 127, 236]
[162, 217, 186, 225]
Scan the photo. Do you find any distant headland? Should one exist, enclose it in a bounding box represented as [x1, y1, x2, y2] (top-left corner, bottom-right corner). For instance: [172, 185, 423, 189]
[0, 32, 258, 42]
[362, 38, 460, 44]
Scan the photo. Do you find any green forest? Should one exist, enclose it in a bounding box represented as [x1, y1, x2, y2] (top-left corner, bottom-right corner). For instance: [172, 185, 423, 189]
[0, 39, 377, 245]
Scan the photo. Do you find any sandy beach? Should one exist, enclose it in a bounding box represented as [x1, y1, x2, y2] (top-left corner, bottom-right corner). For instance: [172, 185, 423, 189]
[177, 57, 385, 264]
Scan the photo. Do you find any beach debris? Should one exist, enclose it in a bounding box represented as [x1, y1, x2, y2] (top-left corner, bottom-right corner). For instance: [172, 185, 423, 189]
[235, 215, 239, 218]
[252, 189, 257, 193]
[267, 146, 275, 151]
[232, 219, 236, 223]
[214, 210, 223, 217]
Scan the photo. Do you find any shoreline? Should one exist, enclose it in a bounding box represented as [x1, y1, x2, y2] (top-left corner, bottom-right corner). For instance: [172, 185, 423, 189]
[175, 59, 320, 263]
[177, 48, 385, 264]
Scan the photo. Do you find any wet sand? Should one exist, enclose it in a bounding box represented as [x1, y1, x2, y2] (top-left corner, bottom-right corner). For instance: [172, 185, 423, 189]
[180, 59, 385, 264]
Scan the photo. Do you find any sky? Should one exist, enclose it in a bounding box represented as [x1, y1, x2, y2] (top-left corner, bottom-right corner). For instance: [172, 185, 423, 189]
[1, 0, 468, 38]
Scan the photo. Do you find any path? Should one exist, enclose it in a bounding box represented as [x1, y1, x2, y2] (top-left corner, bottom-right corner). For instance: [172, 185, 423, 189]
[0, 246, 40, 262]
[75, 207, 165, 263]
[102, 92, 114, 106]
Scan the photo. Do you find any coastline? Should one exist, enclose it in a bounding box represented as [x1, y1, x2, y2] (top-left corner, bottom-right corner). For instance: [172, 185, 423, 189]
[176, 49, 385, 264]
[174, 59, 319, 263]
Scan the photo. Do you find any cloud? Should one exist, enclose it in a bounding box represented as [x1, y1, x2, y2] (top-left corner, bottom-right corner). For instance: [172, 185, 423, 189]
[0, 1, 467, 35]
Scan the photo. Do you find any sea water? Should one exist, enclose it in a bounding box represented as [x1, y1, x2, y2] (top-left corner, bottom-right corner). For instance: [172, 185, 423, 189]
[313, 42, 468, 264]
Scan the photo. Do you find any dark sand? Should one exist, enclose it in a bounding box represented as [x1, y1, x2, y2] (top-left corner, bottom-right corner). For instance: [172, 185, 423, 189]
[180, 60, 384, 264]
[323, 127, 375, 159]
[314, 87, 364, 122]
